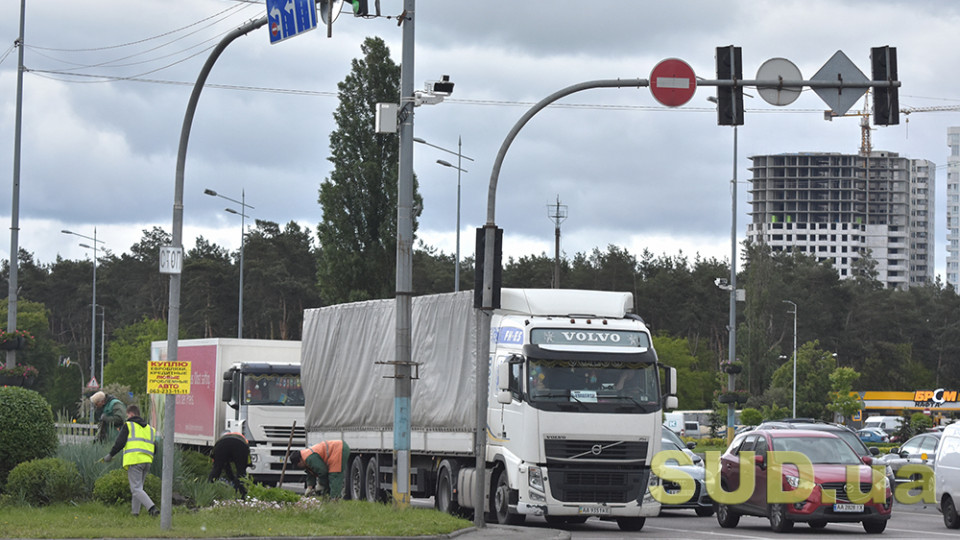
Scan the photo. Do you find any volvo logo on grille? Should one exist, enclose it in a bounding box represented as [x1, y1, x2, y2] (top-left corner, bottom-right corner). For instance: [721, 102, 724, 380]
[591, 444, 603, 455]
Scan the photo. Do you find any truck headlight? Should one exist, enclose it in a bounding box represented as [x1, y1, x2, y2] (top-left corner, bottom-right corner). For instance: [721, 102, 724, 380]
[528, 466, 546, 502]
[529, 466, 544, 492]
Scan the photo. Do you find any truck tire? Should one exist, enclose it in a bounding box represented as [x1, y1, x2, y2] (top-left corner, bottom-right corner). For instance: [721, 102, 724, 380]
[435, 460, 462, 516]
[347, 456, 365, 501]
[493, 469, 525, 525]
[365, 456, 385, 503]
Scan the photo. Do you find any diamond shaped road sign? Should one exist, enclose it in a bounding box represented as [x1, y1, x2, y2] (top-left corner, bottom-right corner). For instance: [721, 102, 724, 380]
[811, 50, 868, 116]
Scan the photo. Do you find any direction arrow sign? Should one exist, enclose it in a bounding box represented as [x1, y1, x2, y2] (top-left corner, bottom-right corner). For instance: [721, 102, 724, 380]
[650, 58, 697, 107]
[266, 0, 318, 44]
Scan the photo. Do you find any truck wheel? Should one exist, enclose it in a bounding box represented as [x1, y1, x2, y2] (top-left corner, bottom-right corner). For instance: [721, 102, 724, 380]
[616, 517, 645, 531]
[435, 461, 462, 516]
[365, 456, 385, 503]
[347, 456, 365, 501]
[493, 469, 525, 525]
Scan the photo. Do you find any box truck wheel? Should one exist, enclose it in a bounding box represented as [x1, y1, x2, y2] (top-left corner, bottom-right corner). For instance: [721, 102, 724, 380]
[347, 455, 366, 501]
[493, 468, 525, 525]
[365, 456, 386, 502]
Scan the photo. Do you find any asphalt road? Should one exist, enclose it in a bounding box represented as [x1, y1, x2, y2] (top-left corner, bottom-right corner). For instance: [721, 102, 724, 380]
[515, 500, 951, 539]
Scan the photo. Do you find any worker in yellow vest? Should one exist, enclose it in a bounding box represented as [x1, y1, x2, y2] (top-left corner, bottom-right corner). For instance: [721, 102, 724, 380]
[103, 405, 159, 517]
[288, 440, 350, 498]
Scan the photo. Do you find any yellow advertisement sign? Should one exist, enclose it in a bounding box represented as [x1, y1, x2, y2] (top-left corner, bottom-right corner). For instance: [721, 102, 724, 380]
[148, 361, 191, 395]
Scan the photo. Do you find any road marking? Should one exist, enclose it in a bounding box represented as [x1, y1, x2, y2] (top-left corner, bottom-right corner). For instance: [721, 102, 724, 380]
[645, 525, 768, 538]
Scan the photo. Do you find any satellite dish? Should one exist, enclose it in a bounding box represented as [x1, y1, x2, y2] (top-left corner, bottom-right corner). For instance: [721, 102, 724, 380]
[756, 58, 803, 106]
[319, 0, 345, 25]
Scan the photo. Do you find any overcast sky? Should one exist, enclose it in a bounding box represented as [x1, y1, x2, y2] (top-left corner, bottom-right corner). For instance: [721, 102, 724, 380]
[3, 1, 960, 284]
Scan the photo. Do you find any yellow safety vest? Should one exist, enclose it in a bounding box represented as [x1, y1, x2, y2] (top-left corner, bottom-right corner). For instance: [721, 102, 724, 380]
[122, 421, 156, 469]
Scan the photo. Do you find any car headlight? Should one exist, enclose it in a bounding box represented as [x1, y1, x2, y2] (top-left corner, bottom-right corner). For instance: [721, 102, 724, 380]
[785, 474, 801, 489]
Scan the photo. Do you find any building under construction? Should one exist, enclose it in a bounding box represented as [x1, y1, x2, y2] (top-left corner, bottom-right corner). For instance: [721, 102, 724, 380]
[746, 150, 934, 290]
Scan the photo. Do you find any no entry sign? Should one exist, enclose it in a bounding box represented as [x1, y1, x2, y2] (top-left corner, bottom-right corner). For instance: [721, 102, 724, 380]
[650, 58, 697, 107]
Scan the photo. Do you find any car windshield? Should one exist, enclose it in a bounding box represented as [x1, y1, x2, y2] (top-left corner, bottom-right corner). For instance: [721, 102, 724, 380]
[831, 429, 869, 456]
[771, 436, 862, 465]
[663, 425, 685, 447]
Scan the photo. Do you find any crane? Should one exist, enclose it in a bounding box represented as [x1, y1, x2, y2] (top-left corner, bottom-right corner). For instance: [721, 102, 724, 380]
[824, 91, 960, 155]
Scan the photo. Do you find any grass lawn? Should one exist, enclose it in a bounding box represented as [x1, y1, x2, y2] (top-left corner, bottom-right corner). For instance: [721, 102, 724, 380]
[0, 499, 472, 539]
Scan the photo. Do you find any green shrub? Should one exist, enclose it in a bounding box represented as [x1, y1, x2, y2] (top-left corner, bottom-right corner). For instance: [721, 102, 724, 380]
[243, 477, 301, 503]
[93, 468, 161, 505]
[56, 441, 115, 495]
[179, 449, 212, 481]
[5, 457, 85, 506]
[180, 476, 238, 508]
[0, 387, 58, 489]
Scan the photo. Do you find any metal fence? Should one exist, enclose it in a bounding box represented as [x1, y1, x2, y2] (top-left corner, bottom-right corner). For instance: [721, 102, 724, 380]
[55, 422, 97, 444]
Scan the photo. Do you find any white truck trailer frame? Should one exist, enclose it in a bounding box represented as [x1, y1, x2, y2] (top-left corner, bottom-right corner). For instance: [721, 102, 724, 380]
[302, 290, 677, 531]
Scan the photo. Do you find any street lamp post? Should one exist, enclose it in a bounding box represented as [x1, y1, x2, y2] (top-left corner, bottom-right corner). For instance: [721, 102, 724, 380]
[783, 300, 798, 418]
[413, 136, 474, 291]
[204, 188, 254, 339]
[62, 228, 105, 423]
[97, 304, 105, 387]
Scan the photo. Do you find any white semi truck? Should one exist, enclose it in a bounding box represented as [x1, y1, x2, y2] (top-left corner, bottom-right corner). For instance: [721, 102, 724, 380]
[150, 338, 305, 485]
[301, 289, 677, 531]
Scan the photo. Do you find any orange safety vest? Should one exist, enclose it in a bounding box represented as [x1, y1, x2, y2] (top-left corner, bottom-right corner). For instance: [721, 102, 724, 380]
[299, 440, 344, 473]
[223, 432, 248, 444]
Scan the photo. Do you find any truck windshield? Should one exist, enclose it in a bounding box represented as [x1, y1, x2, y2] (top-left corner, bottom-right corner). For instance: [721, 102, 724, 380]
[243, 373, 304, 406]
[527, 359, 659, 413]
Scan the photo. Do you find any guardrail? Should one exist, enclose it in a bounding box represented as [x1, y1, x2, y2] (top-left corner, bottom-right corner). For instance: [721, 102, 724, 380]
[55, 422, 98, 444]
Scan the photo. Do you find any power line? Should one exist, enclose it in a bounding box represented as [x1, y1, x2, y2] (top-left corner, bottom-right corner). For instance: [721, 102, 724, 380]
[26, 3, 253, 53]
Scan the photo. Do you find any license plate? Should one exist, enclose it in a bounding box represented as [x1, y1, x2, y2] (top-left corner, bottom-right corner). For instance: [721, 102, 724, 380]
[834, 503, 864, 512]
[578, 505, 611, 515]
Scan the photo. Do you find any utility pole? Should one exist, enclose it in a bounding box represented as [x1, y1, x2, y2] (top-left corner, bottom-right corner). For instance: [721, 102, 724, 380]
[547, 196, 567, 288]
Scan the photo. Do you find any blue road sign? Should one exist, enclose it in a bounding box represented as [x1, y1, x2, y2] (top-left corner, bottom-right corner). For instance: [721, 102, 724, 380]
[266, 0, 318, 44]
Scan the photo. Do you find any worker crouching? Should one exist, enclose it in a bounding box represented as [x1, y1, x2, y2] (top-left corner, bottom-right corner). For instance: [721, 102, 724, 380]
[288, 440, 351, 498]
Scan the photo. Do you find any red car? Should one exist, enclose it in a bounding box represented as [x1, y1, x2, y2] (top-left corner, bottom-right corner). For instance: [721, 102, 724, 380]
[716, 428, 893, 533]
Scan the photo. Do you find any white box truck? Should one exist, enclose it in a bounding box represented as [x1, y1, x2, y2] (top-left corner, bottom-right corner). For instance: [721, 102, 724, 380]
[302, 290, 677, 531]
[150, 338, 305, 485]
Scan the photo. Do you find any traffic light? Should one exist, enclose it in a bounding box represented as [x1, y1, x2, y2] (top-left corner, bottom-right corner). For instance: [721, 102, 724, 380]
[871, 46, 899, 126]
[716, 45, 744, 126]
[352, 0, 368, 16]
[474, 226, 503, 309]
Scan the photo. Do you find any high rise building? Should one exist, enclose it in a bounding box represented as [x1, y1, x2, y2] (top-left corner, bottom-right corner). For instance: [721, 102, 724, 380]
[947, 127, 960, 289]
[747, 151, 935, 290]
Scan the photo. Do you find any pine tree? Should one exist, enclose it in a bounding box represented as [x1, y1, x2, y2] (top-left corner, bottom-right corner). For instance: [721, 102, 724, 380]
[317, 37, 420, 304]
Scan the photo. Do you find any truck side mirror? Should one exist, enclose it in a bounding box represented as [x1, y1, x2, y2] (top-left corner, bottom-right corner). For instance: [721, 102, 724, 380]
[665, 395, 679, 410]
[497, 361, 510, 392]
[497, 390, 512, 404]
[222, 379, 234, 403]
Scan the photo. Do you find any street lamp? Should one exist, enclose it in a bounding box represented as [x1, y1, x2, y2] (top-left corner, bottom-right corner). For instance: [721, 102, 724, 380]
[62, 228, 105, 423]
[204, 188, 254, 339]
[783, 300, 798, 418]
[413, 136, 474, 291]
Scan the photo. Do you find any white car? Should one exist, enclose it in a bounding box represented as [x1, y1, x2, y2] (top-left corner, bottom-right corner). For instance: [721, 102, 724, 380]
[935, 423, 960, 529]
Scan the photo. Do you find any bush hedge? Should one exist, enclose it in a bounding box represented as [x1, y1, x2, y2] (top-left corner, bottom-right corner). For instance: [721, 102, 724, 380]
[5, 457, 85, 506]
[93, 468, 161, 506]
[0, 386, 58, 489]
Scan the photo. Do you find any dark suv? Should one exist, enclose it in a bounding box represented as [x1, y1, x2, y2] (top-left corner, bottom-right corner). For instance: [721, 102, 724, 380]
[716, 428, 893, 533]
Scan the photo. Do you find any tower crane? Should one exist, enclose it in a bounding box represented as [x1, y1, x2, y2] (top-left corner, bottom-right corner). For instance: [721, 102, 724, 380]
[825, 91, 960, 155]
